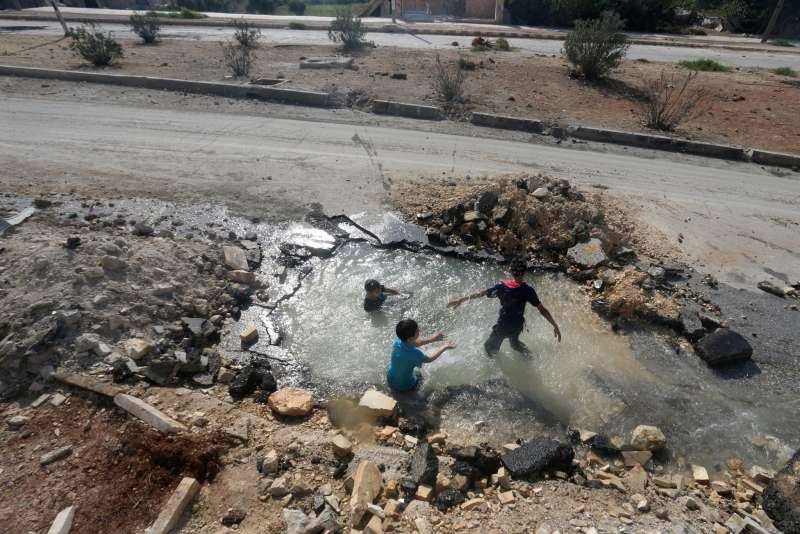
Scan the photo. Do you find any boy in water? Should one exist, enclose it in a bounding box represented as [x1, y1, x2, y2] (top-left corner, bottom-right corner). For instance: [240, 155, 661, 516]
[364, 279, 402, 311]
[447, 258, 561, 356]
[387, 319, 455, 392]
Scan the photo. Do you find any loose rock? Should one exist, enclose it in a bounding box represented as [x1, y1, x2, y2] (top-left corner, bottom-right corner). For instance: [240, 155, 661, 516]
[630, 425, 667, 451]
[268, 388, 315, 417]
[501, 438, 574, 479]
[695, 329, 753, 366]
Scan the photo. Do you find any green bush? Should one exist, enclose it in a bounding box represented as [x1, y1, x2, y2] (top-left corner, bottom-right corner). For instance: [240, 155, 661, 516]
[328, 7, 368, 51]
[563, 15, 629, 80]
[508, 0, 605, 27]
[69, 24, 123, 67]
[287, 0, 306, 15]
[129, 12, 161, 44]
[678, 58, 732, 72]
[772, 67, 797, 77]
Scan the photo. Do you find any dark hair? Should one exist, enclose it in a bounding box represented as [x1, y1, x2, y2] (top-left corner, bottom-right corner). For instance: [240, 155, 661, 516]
[396, 319, 419, 341]
[365, 279, 381, 292]
[510, 258, 527, 275]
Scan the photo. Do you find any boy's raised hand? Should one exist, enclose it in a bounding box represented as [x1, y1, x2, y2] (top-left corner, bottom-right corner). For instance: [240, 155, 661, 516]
[431, 332, 445, 342]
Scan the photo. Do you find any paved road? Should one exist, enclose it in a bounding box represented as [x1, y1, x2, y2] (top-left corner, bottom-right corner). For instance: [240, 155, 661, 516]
[2, 20, 799, 69]
[0, 95, 797, 288]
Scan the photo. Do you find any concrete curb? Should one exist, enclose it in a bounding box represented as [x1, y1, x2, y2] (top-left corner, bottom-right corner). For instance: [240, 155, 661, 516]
[2, 13, 799, 56]
[750, 149, 800, 169]
[114, 393, 187, 434]
[372, 99, 442, 120]
[0, 65, 329, 107]
[469, 112, 800, 169]
[471, 112, 544, 133]
[146, 477, 200, 534]
[567, 125, 747, 161]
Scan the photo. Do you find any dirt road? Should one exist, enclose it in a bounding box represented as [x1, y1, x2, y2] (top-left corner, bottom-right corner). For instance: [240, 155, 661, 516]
[2, 20, 799, 69]
[0, 92, 797, 290]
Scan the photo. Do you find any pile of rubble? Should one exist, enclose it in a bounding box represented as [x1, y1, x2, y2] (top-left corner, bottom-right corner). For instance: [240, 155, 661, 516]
[246, 388, 793, 534]
[0, 199, 269, 401]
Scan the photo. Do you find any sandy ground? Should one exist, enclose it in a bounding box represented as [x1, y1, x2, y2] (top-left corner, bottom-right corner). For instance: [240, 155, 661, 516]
[1, 34, 799, 154]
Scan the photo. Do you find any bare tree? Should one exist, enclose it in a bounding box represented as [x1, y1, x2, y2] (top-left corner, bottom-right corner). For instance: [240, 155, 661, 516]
[761, 0, 786, 43]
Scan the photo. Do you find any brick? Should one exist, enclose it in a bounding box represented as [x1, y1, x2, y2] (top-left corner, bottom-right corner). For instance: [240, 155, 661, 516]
[240, 324, 258, 344]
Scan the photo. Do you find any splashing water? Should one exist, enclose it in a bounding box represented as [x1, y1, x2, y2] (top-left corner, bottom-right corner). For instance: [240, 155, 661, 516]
[277, 242, 799, 467]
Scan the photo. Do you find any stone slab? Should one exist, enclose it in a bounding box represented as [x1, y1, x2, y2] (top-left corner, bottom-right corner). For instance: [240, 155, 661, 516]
[51, 371, 122, 398]
[114, 393, 186, 434]
[146, 477, 200, 534]
[47, 505, 77, 534]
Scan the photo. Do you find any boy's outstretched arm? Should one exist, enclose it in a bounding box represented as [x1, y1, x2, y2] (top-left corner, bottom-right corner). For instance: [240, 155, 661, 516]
[425, 342, 456, 363]
[537, 304, 562, 342]
[383, 287, 401, 295]
[447, 289, 488, 309]
[415, 332, 445, 347]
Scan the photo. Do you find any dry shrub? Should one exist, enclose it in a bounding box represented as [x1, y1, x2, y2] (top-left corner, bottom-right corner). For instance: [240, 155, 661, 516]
[432, 55, 466, 104]
[639, 70, 708, 131]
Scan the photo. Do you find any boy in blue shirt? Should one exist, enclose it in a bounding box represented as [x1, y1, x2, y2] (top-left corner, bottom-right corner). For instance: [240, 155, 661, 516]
[447, 258, 561, 357]
[387, 319, 456, 392]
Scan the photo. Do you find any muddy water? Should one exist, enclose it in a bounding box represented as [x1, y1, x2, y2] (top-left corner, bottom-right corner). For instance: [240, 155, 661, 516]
[278, 242, 799, 468]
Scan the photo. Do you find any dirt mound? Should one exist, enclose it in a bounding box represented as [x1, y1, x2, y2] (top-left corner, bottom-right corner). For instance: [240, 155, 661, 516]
[391, 174, 623, 263]
[0, 395, 227, 534]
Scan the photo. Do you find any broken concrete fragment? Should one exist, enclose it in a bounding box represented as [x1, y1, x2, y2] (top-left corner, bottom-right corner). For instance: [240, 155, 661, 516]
[358, 389, 397, 419]
[114, 393, 186, 434]
[748, 465, 775, 485]
[415, 485, 433, 501]
[227, 270, 257, 285]
[31, 393, 51, 408]
[49, 393, 67, 406]
[268, 388, 315, 417]
[222, 246, 249, 271]
[124, 337, 154, 360]
[692, 464, 710, 485]
[622, 450, 652, 467]
[332, 434, 353, 457]
[499, 491, 516, 505]
[364, 514, 383, 534]
[40, 445, 73, 466]
[51, 372, 122, 398]
[350, 461, 383, 525]
[7, 415, 29, 428]
[47, 505, 77, 534]
[240, 324, 259, 344]
[146, 477, 200, 534]
[567, 238, 607, 269]
[462, 497, 486, 511]
[300, 56, 354, 69]
[630, 425, 667, 451]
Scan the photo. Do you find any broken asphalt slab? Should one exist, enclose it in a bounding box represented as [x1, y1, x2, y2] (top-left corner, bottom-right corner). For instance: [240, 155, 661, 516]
[113, 393, 187, 434]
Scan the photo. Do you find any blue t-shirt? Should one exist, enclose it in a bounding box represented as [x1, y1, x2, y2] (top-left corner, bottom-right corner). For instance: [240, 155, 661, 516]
[487, 281, 541, 327]
[387, 337, 427, 391]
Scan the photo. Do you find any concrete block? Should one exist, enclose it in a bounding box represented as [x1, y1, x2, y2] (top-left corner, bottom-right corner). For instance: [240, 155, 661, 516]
[114, 393, 186, 434]
[372, 100, 442, 120]
[470, 112, 545, 133]
[300, 56, 354, 69]
[47, 505, 77, 534]
[750, 149, 800, 169]
[146, 477, 200, 534]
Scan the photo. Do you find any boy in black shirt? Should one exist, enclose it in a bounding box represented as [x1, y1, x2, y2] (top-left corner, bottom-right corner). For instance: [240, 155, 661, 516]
[447, 259, 561, 356]
[364, 279, 402, 311]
